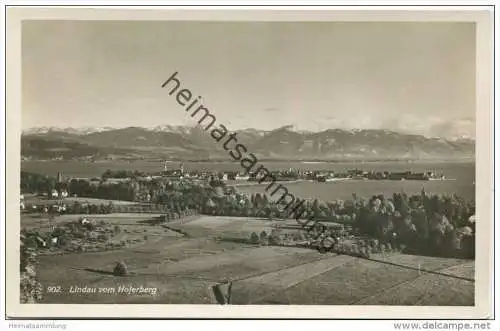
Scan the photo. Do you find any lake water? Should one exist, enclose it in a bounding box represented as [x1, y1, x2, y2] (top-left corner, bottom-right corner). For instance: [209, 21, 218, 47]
[234, 161, 475, 201]
[21, 160, 475, 201]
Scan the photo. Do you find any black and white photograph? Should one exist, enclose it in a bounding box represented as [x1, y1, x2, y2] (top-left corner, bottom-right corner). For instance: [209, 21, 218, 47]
[4, 6, 494, 320]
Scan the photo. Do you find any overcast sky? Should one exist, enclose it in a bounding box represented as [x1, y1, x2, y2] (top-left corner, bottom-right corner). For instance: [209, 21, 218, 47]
[22, 21, 476, 137]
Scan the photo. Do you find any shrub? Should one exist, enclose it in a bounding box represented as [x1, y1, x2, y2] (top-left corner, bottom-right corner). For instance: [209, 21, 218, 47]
[87, 231, 99, 241]
[268, 235, 281, 246]
[51, 227, 65, 237]
[57, 235, 68, 246]
[113, 261, 128, 276]
[362, 247, 371, 258]
[97, 233, 109, 242]
[249, 232, 260, 244]
[20, 235, 43, 303]
[462, 235, 475, 258]
[83, 222, 94, 231]
[20, 273, 43, 303]
[73, 231, 85, 239]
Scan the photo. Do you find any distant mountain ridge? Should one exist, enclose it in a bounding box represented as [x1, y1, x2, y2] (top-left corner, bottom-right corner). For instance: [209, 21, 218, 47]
[21, 125, 475, 161]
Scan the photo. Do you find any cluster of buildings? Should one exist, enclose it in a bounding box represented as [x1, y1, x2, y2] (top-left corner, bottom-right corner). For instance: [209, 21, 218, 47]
[128, 162, 249, 182]
[52, 172, 70, 197]
[245, 168, 446, 183]
[23, 164, 446, 214]
[20, 196, 67, 213]
[314, 170, 446, 182]
[21, 172, 69, 212]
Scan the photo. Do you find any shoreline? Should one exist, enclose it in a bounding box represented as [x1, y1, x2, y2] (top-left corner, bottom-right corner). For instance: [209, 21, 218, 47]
[229, 178, 455, 187]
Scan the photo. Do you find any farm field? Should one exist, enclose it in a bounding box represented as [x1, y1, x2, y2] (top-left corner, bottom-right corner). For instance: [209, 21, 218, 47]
[64, 197, 139, 205]
[31, 215, 475, 305]
[21, 213, 166, 230]
[168, 216, 296, 239]
[354, 262, 475, 306]
[230, 254, 474, 305]
[23, 196, 139, 206]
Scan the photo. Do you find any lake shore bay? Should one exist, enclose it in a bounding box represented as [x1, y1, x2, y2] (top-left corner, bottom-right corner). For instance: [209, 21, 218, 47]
[21, 160, 475, 201]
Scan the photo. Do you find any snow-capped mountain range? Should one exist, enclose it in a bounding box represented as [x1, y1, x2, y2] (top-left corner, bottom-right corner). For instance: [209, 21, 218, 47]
[22, 123, 475, 141]
[21, 124, 475, 161]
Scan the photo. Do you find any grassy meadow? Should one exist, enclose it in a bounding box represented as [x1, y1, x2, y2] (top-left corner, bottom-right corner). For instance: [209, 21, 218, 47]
[24, 214, 474, 305]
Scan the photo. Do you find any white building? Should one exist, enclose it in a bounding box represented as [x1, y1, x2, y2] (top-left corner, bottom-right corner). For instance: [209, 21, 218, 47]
[79, 217, 91, 225]
[235, 174, 250, 180]
[36, 236, 47, 247]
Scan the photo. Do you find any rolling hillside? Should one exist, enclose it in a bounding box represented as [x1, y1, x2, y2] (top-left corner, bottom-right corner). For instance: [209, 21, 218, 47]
[32, 215, 474, 306]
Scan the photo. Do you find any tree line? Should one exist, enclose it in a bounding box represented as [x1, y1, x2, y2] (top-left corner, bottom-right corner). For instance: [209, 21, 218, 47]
[21, 170, 475, 258]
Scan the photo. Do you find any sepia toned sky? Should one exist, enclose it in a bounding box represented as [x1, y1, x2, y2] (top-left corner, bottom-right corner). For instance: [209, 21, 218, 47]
[22, 21, 476, 138]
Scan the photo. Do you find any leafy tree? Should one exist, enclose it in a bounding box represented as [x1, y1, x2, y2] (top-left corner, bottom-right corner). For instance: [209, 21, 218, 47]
[113, 261, 128, 276]
[249, 232, 260, 244]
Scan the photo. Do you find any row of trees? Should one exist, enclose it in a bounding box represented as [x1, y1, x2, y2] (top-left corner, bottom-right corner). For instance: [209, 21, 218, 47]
[22, 170, 475, 259]
[101, 169, 146, 180]
[20, 231, 43, 303]
[21, 170, 474, 229]
[21, 171, 55, 194]
[354, 193, 475, 258]
[190, 188, 475, 258]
